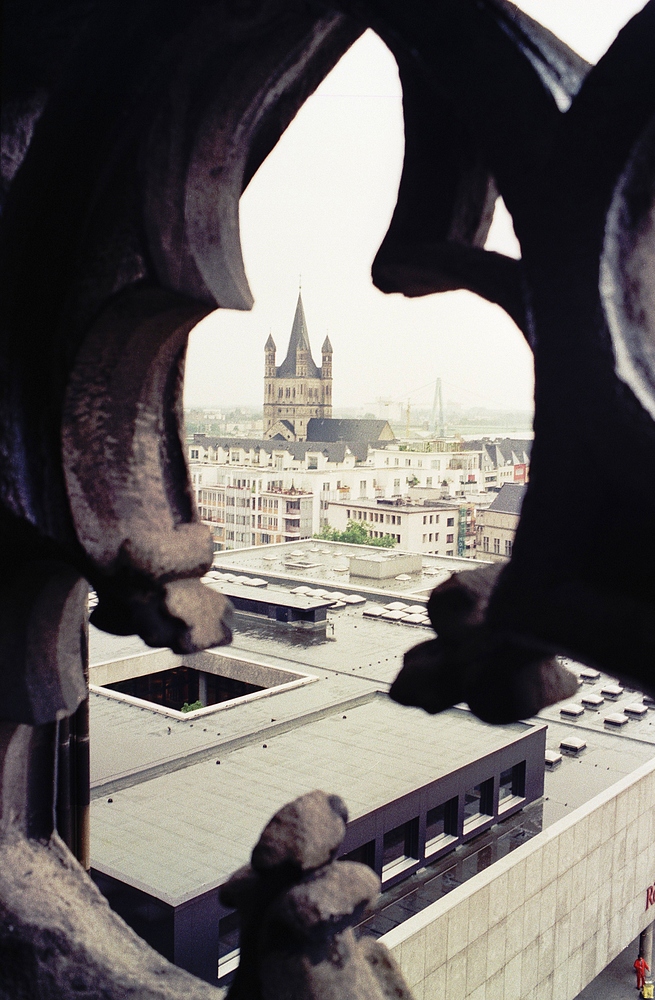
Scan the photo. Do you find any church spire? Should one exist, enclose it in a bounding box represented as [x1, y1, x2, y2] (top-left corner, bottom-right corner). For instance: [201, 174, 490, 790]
[276, 289, 319, 378]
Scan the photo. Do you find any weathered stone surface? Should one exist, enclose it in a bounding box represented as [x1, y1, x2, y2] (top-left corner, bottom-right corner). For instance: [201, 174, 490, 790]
[221, 791, 413, 1000]
[251, 790, 348, 875]
[0, 833, 223, 1000]
[259, 928, 392, 1000]
[392, 564, 579, 723]
[0, 561, 88, 725]
[269, 861, 380, 935]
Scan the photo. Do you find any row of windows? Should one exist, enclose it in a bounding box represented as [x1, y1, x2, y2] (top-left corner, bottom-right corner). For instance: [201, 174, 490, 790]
[276, 408, 321, 416]
[481, 536, 513, 555]
[275, 385, 327, 399]
[367, 530, 400, 542]
[347, 509, 402, 525]
[383, 457, 443, 469]
[342, 762, 526, 884]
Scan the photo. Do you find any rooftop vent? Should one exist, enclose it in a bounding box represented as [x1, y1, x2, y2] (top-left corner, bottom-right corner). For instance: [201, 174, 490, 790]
[559, 704, 584, 718]
[579, 668, 601, 681]
[559, 736, 586, 755]
[624, 703, 648, 717]
[601, 684, 624, 700]
[581, 693, 604, 708]
[604, 713, 629, 727]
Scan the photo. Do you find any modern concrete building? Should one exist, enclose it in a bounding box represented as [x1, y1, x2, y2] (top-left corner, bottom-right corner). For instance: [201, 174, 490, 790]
[476, 483, 527, 561]
[87, 540, 655, 998]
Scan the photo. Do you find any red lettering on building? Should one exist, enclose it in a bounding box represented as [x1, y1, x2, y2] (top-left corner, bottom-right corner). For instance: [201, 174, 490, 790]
[646, 883, 655, 910]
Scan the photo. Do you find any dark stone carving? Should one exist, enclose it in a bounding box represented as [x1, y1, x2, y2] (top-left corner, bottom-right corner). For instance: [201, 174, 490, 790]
[341, 0, 655, 712]
[0, 560, 88, 725]
[220, 790, 413, 1000]
[0, 826, 223, 1000]
[391, 563, 579, 723]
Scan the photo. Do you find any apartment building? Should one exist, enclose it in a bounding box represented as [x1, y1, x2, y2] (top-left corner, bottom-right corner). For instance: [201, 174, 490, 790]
[326, 497, 463, 555]
[198, 480, 313, 550]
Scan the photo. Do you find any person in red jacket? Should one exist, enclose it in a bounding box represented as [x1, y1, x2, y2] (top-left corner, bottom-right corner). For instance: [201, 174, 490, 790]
[635, 955, 650, 991]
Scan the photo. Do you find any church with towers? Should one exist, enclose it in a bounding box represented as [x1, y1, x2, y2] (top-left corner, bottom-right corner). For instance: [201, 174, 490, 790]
[263, 289, 333, 441]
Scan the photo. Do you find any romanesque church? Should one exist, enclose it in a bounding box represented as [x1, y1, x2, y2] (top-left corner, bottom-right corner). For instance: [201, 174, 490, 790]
[263, 290, 394, 444]
[263, 290, 333, 441]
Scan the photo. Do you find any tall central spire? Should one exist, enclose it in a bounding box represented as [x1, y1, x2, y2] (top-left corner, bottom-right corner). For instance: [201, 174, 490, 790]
[276, 290, 319, 378]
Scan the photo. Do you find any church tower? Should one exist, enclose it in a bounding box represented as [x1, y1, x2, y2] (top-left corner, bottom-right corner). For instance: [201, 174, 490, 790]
[263, 333, 277, 435]
[263, 290, 333, 441]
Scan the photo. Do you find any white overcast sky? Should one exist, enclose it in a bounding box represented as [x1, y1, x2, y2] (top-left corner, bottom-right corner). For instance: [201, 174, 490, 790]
[183, 1, 646, 414]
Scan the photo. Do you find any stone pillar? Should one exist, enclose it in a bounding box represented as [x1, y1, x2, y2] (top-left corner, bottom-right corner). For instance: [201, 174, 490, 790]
[641, 921, 654, 974]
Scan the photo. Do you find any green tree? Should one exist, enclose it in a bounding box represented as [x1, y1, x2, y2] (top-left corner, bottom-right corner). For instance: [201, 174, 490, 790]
[181, 700, 203, 713]
[315, 519, 396, 548]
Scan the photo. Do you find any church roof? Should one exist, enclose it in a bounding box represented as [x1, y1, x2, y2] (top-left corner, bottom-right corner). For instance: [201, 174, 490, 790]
[321, 335, 333, 355]
[277, 291, 320, 378]
[191, 435, 371, 463]
[306, 419, 395, 443]
[264, 333, 276, 352]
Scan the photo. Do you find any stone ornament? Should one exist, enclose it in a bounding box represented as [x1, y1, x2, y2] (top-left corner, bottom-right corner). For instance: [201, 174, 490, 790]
[220, 790, 413, 1000]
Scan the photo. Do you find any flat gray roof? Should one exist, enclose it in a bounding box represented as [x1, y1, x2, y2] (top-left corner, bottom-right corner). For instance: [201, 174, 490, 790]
[90, 696, 534, 904]
[328, 498, 460, 511]
[209, 539, 486, 595]
[88, 574, 655, 912]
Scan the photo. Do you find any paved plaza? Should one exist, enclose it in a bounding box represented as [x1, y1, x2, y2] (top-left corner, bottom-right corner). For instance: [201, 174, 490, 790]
[576, 936, 644, 999]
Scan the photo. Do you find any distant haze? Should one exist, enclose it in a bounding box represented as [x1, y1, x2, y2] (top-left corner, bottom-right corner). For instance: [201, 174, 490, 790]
[183, 1, 646, 414]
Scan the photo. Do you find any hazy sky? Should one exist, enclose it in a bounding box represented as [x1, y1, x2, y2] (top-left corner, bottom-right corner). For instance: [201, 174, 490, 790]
[183, 1, 646, 414]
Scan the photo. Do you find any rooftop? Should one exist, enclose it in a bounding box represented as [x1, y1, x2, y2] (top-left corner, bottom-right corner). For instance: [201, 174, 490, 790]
[192, 436, 371, 464]
[486, 482, 527, 515]
[306, 418, 393, 442]
[89, 568, 655, 902]
[206, 539, 484, 595]
[90, 695, 537, 903]
[328, 497, 461, 511]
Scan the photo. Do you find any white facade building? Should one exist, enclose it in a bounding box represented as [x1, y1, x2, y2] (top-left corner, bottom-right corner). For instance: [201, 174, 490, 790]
[195, 477, 313, 550]
[188, 437, 530, 549]
[327, 498, 463, 555]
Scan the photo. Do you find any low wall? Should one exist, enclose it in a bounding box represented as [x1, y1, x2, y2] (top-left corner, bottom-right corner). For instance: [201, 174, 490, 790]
[89, 648, 302, 688]
[381, 756, 655, 1000]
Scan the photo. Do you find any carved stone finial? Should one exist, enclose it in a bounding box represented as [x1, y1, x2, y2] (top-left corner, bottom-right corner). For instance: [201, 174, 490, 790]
[392, 563, 579, 724]
[220, 791, 414, 1000]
